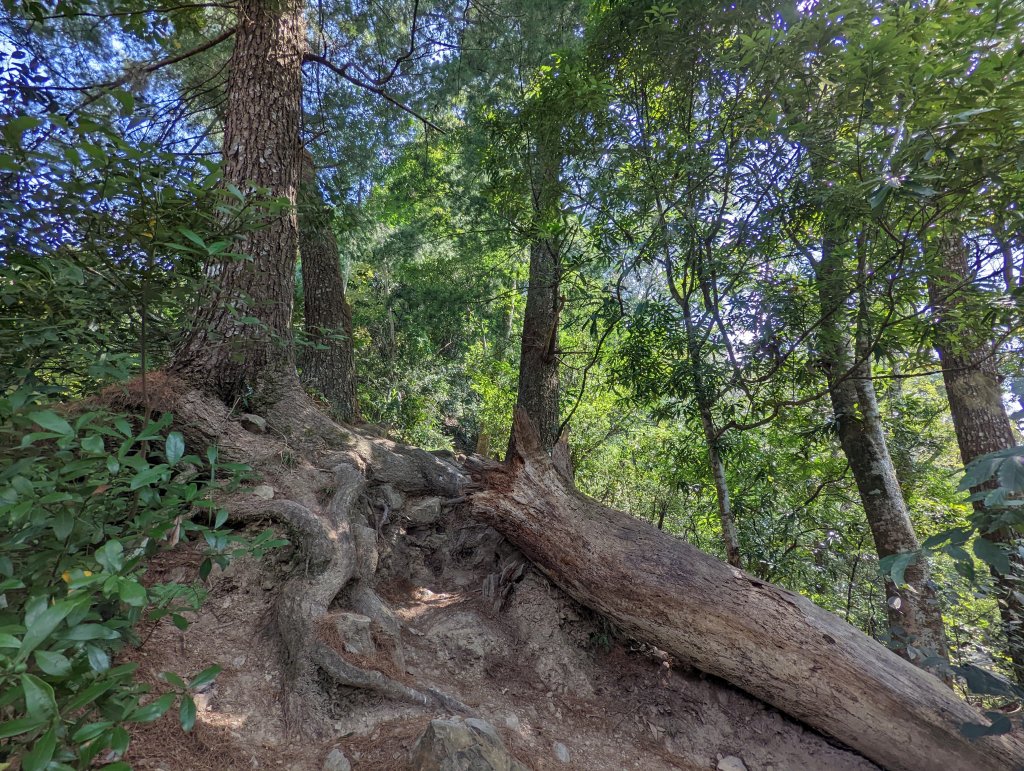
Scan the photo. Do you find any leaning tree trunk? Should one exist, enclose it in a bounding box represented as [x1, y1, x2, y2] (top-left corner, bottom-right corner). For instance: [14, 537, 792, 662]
[511, 129, 562, 457]
[816, 237, 950, 671]
[928, 230, 1024, 683]
[298, 151, 361, 423]
[170, 0, 305, 408]
[470, 411, 1024, 771]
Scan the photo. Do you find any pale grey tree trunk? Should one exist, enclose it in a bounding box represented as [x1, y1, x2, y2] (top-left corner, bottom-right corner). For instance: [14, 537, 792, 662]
[816, 233, 949, 672]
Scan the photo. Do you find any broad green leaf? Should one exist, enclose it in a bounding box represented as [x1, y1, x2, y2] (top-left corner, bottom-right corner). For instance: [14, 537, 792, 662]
[19, 725, 56, 771]
[95, 540, 124, 572]
[71, 721, 113, 742]
[959, 457, 998, 491]
[188, 665, 221, 690]
[997, 457, 1024, 494]
[63, 624, 119, 642]
[160, 671, 186, 689]
[80, 434, 105, 454]
[165, 432, 185, 466]
[129, 464, 168, 490]
[17, 601, 73, 663]
[974, 537, 1011, 575]
[177, 227, 206, 248]
[129, 692, 174, 723]
[0, 716, 46, 739]
[179, 695, 197, 732]
[3, 115, 41, 146]
[53, 510, 73, 540]
[33, 650, 71, 676]
[21, 674, 57, 719]
[86, 644, 110, 672]
[27, 410, 73, 436]
[878, 552, 917, 586]
[117, 580, 147, 607]
[64, 678, 119, 712]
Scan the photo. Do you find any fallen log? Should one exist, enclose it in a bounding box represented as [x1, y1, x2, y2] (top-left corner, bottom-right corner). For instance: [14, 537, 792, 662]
[470, 410, 1024, 771]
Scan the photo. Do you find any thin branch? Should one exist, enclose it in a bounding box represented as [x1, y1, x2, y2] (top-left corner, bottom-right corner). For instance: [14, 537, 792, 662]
[301, 52, 444, 133]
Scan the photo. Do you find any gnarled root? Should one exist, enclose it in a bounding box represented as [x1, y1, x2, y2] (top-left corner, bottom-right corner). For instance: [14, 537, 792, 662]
[234, 463, 469, 733]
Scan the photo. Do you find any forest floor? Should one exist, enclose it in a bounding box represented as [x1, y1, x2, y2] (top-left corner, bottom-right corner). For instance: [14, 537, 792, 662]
[121, 488, 877, 771]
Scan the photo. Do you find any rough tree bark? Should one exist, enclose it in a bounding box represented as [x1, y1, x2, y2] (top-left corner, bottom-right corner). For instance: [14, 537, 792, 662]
[170, 0, 305, 408]
[928, 230, 1024, 683]
[816, 235, 950, 670]
[470, 410, 1024, 771]
[511, 129, 562, 456]
[298, 150, 361, 422]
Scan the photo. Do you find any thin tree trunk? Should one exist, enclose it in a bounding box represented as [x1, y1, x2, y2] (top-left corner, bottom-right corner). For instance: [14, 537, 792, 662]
[298, 151, 361, 423]
[928, 230, 1024, 683]
[471, 410, 1024, 771]
[660, 200, 742, 569]
[511, 130, 562, 455]
[170, 0, 305, 408]
[682, 295, 741, 569]
[816, 235, 950, 671]
[700, 410, 741, 567]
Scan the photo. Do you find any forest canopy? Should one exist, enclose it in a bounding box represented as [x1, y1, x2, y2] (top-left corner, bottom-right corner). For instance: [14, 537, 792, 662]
[2, 0, 1024, 767]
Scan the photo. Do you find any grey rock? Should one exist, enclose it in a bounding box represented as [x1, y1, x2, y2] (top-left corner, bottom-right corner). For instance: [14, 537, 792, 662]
[378, 484, 405, 512]
[252, 484, 275, 501]
[331, 612, 375, 656]
[717, 756, 748, 771]
[426, 611, 510, 660]
[239, 413, 267, 434]
[464, 718, 500, 743]
[552, 742, 570, 764]
[410, 718, 530, 771]
[323, 748, 351, 771]
[406, 496, 442, 525]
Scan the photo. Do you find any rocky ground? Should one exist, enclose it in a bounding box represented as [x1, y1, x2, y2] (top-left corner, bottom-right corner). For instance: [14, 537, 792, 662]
[124, 466, 877, 771]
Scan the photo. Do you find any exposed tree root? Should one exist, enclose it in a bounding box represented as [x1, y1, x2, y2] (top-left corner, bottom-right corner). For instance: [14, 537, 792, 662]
[232, 467, 470, 731]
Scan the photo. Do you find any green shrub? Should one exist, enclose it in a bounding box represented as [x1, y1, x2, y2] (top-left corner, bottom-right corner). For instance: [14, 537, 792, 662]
[0, 389, 281, 769]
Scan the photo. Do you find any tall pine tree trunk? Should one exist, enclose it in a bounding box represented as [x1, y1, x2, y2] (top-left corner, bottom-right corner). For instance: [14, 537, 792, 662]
[511, 130, 562, 455]
[816, 235, 950, 671]
[171, 0, 305, 407]
[298, 151, 361, 422]
[928, 230, 1024, 683]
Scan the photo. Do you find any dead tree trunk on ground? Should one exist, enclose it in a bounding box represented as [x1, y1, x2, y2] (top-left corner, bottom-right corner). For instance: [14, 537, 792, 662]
[470, 410, 1024, 771]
